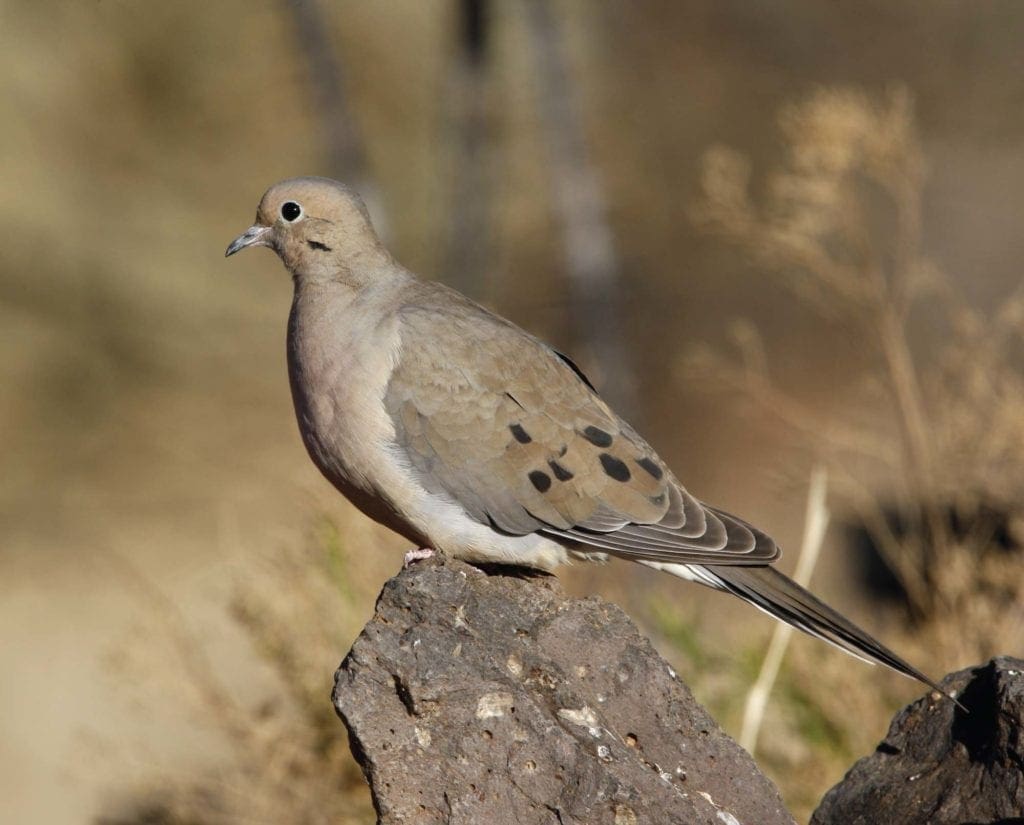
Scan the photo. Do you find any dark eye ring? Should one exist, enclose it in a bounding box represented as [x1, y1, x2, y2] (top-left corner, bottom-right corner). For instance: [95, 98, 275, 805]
[281, 201, 302, 222]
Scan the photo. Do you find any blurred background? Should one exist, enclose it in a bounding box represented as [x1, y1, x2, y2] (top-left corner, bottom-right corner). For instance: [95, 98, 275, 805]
[3, 1, 1023, 822]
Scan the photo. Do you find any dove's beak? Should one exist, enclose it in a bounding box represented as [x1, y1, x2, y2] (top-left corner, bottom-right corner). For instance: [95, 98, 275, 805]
[225, 224, 271, 257]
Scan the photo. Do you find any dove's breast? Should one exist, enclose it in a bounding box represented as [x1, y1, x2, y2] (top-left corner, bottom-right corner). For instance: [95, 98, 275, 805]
[286, 282, 415, 536]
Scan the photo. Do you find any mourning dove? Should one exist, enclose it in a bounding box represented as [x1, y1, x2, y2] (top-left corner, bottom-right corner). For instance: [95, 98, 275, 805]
[226, 176, 949, 697]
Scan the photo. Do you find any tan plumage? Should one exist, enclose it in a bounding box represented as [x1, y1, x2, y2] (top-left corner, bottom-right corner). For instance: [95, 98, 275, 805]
[226, 176, 952, 700]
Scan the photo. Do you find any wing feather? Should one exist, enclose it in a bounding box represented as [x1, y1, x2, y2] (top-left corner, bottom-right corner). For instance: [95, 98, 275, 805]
[384, 289, 780, 567]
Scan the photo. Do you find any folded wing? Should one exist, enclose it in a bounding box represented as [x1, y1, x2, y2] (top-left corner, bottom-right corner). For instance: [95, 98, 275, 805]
[385, 292, 778, 568]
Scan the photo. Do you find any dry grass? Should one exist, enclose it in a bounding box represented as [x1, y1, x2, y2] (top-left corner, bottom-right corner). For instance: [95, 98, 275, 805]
[96, 519, 380, 825]
[684, 85, 1024, 816]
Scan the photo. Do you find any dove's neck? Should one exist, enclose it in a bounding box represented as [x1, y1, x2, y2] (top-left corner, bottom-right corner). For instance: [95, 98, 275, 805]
[287, 244, 398, 291]
[287, 262, 414, 359]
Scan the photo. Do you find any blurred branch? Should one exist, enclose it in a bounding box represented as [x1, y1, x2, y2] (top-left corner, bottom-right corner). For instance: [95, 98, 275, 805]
[284, 0, 385, 229]
[442, 0, 494, 297]
[522, 0, 637, 416]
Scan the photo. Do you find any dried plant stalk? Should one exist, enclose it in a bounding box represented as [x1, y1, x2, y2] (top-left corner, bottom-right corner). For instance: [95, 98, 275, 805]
[689, 85, 1024, 666]
[740, 465, 830, 755]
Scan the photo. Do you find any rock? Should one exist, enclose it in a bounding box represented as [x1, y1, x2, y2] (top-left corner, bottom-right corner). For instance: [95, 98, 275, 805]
[811, 656, 1024, 825]
[333, 555, 795, 825]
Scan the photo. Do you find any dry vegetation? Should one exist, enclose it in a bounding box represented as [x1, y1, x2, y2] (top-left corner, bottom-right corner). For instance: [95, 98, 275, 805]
[689, 85, 1024, 660]
[98, 521, 378, 825]
[683, 85, 1024, 812]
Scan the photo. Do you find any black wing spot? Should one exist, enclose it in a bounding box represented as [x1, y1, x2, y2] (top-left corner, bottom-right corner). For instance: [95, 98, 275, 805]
[636, 457, 664, 480]
[509, 423, 532, 444]
[528, 470, 552, 493]
[548, 460, 574, 481]
[599, 453, 631, 482]
[555, 350, 598, 392]
[307, 240, 332, 251]
[582, 425, 614, 448]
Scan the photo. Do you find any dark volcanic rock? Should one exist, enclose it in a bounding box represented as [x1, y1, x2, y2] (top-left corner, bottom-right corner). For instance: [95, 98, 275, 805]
[812, 656, 1024, 825]
[333, 555, 795, 825]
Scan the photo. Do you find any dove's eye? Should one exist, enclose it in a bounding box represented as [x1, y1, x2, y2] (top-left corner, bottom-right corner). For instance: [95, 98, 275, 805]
[281, 201, 303, 222]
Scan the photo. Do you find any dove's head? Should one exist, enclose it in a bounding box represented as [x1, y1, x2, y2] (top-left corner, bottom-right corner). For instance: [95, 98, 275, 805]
[226, 177, 389, 280]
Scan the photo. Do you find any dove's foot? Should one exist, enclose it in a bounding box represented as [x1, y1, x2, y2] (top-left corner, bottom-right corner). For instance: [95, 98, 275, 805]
[403, 547, 435, 568]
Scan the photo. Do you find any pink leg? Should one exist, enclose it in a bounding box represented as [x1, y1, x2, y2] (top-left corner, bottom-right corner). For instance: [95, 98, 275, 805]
[403, 547, 435, 568]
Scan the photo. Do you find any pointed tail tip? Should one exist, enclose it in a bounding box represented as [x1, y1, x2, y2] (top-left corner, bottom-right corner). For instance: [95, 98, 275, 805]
[914, 672, 968, 714]
[709, 564, 969, 712]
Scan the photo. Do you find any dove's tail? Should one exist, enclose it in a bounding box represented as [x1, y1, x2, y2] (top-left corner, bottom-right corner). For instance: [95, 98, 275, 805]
[648, 561, 963, 709]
